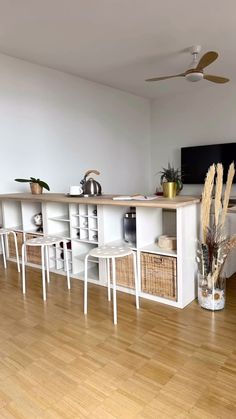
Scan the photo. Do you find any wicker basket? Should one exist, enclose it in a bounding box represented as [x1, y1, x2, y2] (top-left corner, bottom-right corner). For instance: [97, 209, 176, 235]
[141, 252, 177, 301]
[25, 233, 42, 265]
[8, 231, 23, 259]
[110, 254, 135, 288]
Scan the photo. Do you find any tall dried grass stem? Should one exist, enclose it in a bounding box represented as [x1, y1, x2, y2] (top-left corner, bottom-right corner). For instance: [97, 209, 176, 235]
[201, 164, 215, 243]
[221, 162, 235, 227]
[214, 163, 223, 227]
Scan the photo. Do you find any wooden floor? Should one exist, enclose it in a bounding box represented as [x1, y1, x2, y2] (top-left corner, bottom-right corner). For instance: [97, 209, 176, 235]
[0, 263, 236, 419]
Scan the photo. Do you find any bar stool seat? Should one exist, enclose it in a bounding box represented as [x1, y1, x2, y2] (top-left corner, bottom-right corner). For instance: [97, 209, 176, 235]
[0, 228, 20, 272]
[22, 236, 70, 301]
[84, 245, 139, 325]
[89, 246, 135, 258]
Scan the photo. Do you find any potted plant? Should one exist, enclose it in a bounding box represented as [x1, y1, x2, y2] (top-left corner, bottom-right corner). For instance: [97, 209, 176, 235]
[14, 177, 50, 195]
[160, 164, 183, 198]
[197, 162, 236, 310]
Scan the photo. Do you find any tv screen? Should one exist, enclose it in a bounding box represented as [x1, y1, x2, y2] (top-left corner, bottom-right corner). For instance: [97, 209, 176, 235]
[181, 143, 236, 184]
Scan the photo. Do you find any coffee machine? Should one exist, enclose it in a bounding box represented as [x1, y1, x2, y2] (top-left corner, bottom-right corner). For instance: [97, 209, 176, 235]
[123, 207, 136, 244]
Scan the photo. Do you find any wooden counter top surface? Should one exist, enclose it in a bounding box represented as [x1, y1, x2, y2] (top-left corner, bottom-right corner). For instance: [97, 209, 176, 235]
[0, 193, 200, 209]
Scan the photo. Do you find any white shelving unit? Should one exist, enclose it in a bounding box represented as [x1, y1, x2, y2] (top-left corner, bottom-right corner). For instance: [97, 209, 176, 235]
[224, 211, 236, 278]
[99, 204, 198, 308]
[0, 194, 199, 308]
[69, 203, 101, 281]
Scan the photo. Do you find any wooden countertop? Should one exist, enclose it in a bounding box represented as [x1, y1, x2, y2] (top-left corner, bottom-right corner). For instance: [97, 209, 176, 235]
[0, 193, 200, 209]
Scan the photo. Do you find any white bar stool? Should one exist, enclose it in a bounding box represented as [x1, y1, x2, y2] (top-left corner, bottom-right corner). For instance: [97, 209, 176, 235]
[84, 245, 139, 325]
[22, 236, 70, 301]
[0, 229, 20, 272]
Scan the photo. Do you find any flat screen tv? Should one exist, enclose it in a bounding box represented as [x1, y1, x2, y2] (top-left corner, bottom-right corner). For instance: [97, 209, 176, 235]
[181, 143, 236, 184]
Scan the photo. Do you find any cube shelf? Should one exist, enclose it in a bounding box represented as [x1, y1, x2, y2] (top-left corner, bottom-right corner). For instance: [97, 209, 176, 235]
[1, 195, 199, 308]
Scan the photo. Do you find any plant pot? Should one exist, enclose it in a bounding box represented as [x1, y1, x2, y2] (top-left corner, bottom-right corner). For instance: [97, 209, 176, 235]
[198, 273, 226, 311]
[163, 182, 177, 198]
[30, 183, 43, 195]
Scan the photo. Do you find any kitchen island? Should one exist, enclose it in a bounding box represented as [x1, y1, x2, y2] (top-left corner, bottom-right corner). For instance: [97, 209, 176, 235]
[0, 193, 200, 308]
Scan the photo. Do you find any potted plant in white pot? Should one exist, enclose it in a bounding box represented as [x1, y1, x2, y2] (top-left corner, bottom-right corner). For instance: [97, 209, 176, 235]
[15, 177, 50, 194]
[160, 164, 183, 198]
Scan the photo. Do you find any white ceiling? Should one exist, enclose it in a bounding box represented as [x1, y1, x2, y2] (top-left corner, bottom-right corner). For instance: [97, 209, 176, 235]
[0, 0, 235, 99]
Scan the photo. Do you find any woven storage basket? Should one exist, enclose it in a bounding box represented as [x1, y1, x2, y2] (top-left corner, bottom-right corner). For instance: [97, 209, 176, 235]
[25, 233, 42, 265]
[141, 252, 177, 301]
[8, 231, 23, 259]
[110, 254, 135, 288]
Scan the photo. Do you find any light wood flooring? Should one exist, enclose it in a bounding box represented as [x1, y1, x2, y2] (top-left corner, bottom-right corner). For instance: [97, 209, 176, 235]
[0, 262, 236, 418]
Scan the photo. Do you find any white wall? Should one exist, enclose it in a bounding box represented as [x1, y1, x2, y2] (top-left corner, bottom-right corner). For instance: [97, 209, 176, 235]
[0, 53, 151, 195]
[3, 51, 236, 200]
[150, 83, 236, 195]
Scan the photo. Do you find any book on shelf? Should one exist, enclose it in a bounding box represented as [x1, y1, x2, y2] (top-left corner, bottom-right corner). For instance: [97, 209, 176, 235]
[112, 194, 158, 201]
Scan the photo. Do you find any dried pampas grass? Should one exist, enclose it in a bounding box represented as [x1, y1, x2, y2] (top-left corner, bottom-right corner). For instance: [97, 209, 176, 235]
[226, 234, 236, 253]
[201, 162, 235, 242]
[214, 163, 223, 227]
[221, 162, 235, 227]
[198, 162, 236, 292]
[201, 164, 215, 243]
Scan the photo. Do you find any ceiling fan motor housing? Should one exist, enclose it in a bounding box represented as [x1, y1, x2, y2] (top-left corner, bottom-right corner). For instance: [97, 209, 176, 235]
[185, 71, 203, 82]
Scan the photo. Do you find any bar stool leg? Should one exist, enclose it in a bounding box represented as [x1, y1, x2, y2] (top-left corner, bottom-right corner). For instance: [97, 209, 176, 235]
[41, 245, 46, 301]
[132, 251, 139, 310]
[1, 234, 7, 269]
[12, 231, 20, 273]
[22, 243, 26, 294]
[107, 258, 111, 301]
[45, 245, 50, 284]
[112, 257, 117, 325]
[84, 254, 89, 314]
[63, 241, 70, 290]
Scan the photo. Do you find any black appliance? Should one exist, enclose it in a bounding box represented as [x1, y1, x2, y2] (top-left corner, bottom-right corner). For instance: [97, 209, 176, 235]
[123, 207, 136, 244]
[181, 142, 236, 184]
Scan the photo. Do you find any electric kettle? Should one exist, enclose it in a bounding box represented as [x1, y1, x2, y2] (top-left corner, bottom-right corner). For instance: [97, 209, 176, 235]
[80, 170, 102, 196]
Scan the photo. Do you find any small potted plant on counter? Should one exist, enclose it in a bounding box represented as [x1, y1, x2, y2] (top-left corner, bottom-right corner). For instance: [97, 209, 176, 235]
[160, 163, 183, 198]
[14, 177, 50, 194]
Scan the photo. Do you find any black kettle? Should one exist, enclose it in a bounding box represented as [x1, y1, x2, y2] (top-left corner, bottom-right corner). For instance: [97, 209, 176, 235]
[80, 170, 102, 196]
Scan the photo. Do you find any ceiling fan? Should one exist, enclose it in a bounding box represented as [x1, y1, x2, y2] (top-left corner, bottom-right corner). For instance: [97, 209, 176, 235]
[146, 46, 229, 84]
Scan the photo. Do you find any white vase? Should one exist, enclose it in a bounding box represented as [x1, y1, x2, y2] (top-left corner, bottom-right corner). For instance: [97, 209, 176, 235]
[198, 273, 226, 311]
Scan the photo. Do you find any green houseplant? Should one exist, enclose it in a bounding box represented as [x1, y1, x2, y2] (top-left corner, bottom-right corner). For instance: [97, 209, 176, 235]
[160, 164, 183, 198]
[15, 177, 50, 195]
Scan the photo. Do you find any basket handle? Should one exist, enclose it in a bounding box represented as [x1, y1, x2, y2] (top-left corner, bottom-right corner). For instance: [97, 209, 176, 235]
[154, 257, 164, 264]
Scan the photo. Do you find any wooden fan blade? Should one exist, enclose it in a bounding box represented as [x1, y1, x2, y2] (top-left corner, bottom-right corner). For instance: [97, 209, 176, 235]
[145, 73, 185, 82]
[196, 51, 218, 70]
[204, 74, 230, 83]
